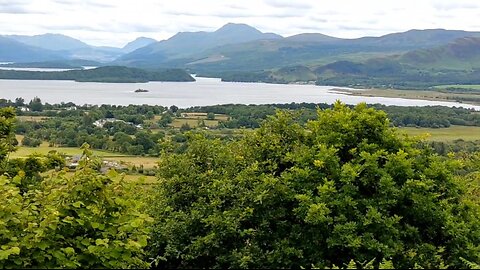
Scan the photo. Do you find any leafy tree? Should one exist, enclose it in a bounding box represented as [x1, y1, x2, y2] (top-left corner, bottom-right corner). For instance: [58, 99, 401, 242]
[15, 97, 25, 107]
[169, 105, 179, 113]
[134, 131, 156, 153]
[0, 107, 16, 166]
[158, 113, 173, 127]
[29, 97, 43, 112]
[207, 112, 215, 120]
[150, 102, 480, 269]
[21, 136, 42, 147]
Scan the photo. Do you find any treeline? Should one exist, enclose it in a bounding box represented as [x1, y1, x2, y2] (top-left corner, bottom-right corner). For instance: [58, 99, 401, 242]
[187, 103, 480, 129]
[0, 66, 195, 83]
[5, 98, 480, 130]
[7, 98, 480, 157]
[315, 68, 480, 89]
[1, 104, 480, 268]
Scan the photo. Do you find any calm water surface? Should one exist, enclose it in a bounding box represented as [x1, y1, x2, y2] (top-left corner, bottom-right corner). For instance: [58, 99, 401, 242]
[1, 76, 479, 110]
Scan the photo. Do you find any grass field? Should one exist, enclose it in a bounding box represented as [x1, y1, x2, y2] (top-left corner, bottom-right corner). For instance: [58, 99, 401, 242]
[103, 156, 159, 168]
[17, 115, 51, 122]
[171, 118, 219, 128]
[11, 144, 127, 158]
[181, 112, 229, 121]
[45, 171, 157, 184]
[400, 126, 480, 141]
[149, 113, 229, 129]
[10, 144, 160, 169]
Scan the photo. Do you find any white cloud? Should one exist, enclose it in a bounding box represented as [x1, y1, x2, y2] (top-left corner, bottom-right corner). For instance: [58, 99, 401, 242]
[0, 0, 478, 47]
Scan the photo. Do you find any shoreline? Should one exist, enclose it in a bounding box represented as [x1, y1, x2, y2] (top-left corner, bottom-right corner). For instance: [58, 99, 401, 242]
[332, 87, 480, 107]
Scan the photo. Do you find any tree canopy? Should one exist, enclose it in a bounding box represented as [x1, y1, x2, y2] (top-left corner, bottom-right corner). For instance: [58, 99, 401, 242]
[150, 102, 480, 269]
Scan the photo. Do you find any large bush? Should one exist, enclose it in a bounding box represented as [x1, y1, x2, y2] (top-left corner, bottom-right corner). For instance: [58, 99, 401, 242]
[0, 149, 152, 268]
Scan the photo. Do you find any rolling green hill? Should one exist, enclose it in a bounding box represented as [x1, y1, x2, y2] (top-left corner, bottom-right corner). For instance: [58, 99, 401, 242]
[313, 37, 480, 88]
[220, 36, 480, 88]
[400, 37, 480, 70]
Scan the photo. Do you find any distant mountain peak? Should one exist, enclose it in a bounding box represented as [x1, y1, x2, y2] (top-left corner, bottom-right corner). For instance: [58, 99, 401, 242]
[118, 22, 282, 64]
[7, 33, 90, 51]
[122, 37, 157, 53]
[285, 33, 340, 43]
[215, 23, 260, 33]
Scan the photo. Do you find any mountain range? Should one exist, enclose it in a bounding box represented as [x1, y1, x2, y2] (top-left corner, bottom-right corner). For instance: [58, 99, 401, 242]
[2, 23, 480, 87]
[0, 34, 157, 63]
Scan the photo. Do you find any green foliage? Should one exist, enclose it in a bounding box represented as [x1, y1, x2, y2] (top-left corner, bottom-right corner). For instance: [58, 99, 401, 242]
[0, 114, 152, 269]
[150, 102, 480, 269]
[461, 257, 480, 269]
[158, 113, 173, 127]
[207, 112, 215, 120]
[21, 135, 42, 147]
[0, 107, 16, 164]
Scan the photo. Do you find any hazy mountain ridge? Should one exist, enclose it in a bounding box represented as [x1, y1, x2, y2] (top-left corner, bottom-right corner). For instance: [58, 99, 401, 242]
[7, 33, 90, 51]
[0, 34, 157, 63]
[0, 36, 63, 62]
[117, 23, 283, 66]
[122, 37, 157, 53]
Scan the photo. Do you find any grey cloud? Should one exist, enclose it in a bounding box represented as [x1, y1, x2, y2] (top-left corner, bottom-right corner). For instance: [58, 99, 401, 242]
[46, 23, 163, 34]
[164, 9, 303, 19]
[46, 24, 104, 32]
[225, 4, 249, 11]
[212, 11, 304, 19]
[337, 25, 379, 31]
[432, 2, 479, 10]
[0, 0, 31, 4]
[0, 0, 44, 14]
[263, 0, 312, 10]
[53, 0, 115, 8]
[0, 5, 30, 14]
[309, 16, 328, 23]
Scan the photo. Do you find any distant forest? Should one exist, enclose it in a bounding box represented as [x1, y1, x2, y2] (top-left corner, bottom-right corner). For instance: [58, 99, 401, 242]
[0, 66, 195, 83]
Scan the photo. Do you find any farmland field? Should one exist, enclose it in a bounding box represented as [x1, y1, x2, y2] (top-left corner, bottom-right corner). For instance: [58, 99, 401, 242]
[400, 125, 480, 141]
[11, 141, 160, 169]
[434, 85, 480, 90]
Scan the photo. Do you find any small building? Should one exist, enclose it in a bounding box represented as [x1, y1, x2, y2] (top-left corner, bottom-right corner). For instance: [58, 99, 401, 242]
[67, 155, 82, 169]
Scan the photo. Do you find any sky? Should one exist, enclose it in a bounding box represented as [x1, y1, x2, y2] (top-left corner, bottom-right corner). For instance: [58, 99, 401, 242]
[0, 0, 479, 47]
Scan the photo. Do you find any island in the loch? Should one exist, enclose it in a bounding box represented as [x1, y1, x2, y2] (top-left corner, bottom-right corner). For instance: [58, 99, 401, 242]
[134, 88, 149, 93]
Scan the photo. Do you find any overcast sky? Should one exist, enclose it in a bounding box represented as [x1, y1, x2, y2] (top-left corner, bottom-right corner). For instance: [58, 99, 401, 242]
[1, 0, 479, 47]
